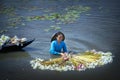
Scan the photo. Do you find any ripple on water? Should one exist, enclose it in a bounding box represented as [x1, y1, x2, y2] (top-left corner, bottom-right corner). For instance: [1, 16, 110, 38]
[66, 38, 100, 53]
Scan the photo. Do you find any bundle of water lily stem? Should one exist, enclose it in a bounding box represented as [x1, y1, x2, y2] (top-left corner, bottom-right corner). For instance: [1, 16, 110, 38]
[30, 50, 113, 72]
[0, 35, 27, 46]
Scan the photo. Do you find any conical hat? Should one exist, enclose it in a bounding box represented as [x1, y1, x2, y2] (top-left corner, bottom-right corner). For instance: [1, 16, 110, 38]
[51, 31, 65, 42]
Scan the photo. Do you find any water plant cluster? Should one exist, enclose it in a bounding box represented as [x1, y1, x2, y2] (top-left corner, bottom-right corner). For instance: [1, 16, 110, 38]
[27, 5, 90, 24]
[27, 5, 90, 32]
[0, 3, 90, 33]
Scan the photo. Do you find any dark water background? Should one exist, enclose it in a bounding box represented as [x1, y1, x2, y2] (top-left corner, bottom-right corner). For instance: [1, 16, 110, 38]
[0, 0, 120, 80]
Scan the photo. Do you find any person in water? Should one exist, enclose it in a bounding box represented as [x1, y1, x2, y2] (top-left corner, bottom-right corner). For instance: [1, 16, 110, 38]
[49, 31, 68, 58]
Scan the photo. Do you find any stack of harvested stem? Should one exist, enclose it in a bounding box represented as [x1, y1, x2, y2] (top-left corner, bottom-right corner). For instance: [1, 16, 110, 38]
[30, 50, 113, 71]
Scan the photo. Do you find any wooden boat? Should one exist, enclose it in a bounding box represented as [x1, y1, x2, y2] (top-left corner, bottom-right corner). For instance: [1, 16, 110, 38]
[0, 38, 35, 52]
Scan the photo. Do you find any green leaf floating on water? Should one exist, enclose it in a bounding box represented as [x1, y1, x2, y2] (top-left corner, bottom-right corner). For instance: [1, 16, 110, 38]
[27, 16, 45, 21]
[26, 5, 91, 24]
[0, 5, 90, 31]
[26, 5, 90, 32]
[8, 16, 24, 27]
[0, 5, 15, 16]
[44, 25, 61, 32]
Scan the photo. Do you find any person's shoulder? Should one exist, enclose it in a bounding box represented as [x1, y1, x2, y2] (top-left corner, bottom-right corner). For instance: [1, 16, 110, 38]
[61, 41, 66, 44]
[51, 40, 57, 44]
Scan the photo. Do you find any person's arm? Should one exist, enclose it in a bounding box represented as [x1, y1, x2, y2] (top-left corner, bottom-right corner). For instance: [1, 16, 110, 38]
[49, 41, 60, 55]
[63, 42, 67, 53]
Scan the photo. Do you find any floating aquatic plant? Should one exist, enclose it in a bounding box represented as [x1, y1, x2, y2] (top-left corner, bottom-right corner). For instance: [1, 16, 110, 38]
[8, 16, 24, 27]
[0, 4, 91, 31]
[44, 25, 61, 32]
[0, 4, 24, 28]
[0, 30, 8, 34]
[30, 50, 113, 72]
[0, 5, 15, 16]
[27, 13, 60, 21]
[27, 5, 91, 24]
[26, 5, 90, 32]
[59, 5, 90, 23]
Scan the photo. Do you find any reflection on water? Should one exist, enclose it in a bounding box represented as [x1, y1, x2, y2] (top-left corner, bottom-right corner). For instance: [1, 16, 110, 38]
[0, 50, 30, 60]
[67, 38, 101, 53]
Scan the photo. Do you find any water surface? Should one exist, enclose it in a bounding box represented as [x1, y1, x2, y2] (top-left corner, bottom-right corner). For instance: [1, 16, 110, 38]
[0, 0, 120, 80]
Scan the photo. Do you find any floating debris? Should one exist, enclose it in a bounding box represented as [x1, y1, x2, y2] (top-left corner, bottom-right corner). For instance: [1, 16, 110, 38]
[30, 50, 113, 72]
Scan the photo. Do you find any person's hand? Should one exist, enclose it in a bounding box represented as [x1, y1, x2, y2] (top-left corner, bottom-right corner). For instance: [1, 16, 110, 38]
[60, 53, 64, 56]
[60, 53, 69, 61]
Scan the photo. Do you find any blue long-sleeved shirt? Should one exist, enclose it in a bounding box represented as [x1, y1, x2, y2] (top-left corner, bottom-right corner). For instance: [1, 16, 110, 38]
[49, 40, 67, 55]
